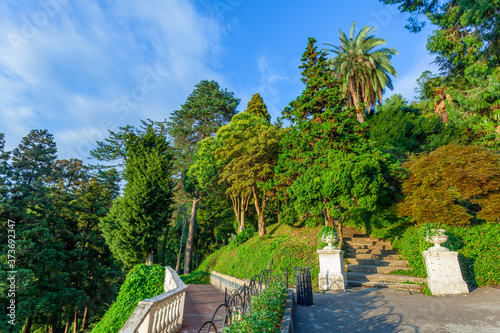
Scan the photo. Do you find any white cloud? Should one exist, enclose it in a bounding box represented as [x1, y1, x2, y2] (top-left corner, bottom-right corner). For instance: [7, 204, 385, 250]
[0, 0, 226, 159]
[252, 55, 290, 119]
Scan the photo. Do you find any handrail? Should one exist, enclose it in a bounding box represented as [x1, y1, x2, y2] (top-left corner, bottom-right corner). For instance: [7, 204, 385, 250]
[198, 268, 288, 332]
[120, 266, 187, 333]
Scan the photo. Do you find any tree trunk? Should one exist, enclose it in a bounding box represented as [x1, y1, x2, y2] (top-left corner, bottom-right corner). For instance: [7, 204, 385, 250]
[64, 317, 70, 333]
[146, 251, 154, 266]
[24, 316, 33, 333]
[176, 211, 186, 273]
[184, 197, 200, 275]
[233, 193, 251, 233]
[252, 185, 267, 236]
[48, 325, 54, 333]
[81, 306, 88, 331]
[325, 208, 333, 227]
[239, 196, 246, 233]
[337, 221, 344, 250]
[73, 307, 78, 333]
[277, 200, 281, 224]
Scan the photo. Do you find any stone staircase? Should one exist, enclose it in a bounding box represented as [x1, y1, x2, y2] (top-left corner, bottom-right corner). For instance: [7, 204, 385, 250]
[343, 227, 426, 292]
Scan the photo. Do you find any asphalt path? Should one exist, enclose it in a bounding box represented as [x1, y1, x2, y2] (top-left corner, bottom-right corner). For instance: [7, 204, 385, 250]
[294, 287, 500, 333]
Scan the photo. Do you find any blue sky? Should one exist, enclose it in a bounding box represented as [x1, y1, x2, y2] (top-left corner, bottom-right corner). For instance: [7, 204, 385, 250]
[0, 0, 438, 160]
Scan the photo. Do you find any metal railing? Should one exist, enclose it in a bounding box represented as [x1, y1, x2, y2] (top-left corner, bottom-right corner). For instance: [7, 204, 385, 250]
[198, 267, 288, 333]
[120, 266, 188, 333]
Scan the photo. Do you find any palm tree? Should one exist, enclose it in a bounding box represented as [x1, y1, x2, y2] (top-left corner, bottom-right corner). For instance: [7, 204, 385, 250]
[324, 22, 398, 123]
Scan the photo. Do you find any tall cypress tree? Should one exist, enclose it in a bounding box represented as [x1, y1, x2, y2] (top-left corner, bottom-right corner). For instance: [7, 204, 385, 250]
[100, 126, 175, 268]
[168, 80, 239, 274]
[245, 93, 271, 121]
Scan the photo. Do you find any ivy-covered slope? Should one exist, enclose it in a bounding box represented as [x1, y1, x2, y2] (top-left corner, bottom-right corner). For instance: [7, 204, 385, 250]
[92, 264, 165, 333]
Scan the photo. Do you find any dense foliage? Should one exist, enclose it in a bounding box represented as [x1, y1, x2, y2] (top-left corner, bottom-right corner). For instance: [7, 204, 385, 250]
[398, 144, 500, 225]
[215, 111, 282, 235]
[0, 130, 123, 332]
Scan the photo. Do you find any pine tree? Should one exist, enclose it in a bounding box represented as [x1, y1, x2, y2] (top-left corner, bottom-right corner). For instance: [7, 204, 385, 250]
[168, 80, 239, 274]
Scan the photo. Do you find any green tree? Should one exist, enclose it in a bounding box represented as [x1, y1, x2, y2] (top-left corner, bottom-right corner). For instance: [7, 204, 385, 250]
[100, 126, 175, 268]
[245, 93, 271, 121]
[276, 37, 362, 224]
[168, 80, 239, 274]
[215, 111, 281, 235]
[290, 148, 395, 246]
[90, 125, 138, 168]
[368, 94, 451, 157]
[399, 144, 500, 225]
[0, 130, 87, 333]
[380, 0, 500, 75]
[324, 22, 398, 123]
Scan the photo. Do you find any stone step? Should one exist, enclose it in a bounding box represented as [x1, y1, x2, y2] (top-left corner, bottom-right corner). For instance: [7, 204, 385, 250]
[347, 272, 426, 284]
[347, 280, 423, 292]
[347, 265, 409, 274]
[347, 253, 402, 260]
[345, 239, 392, 246]
[347, 248, 398, 255]
[347, 259, 408, 267]
[346, 244, 393, 250]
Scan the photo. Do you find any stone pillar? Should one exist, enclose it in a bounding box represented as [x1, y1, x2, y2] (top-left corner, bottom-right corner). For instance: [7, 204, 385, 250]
[423, 248, 469, 296]
[317, 249, 347, 291]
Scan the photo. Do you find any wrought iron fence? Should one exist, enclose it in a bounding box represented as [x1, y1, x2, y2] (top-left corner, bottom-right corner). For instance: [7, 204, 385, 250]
[197, 267, 288, 333]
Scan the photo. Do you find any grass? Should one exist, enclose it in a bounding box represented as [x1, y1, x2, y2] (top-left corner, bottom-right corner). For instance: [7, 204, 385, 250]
[180, 270, 210, 284]
[193, 223, 322, 289]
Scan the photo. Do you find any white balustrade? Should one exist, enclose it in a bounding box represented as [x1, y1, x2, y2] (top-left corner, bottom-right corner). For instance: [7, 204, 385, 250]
[120, 267, 187, 333]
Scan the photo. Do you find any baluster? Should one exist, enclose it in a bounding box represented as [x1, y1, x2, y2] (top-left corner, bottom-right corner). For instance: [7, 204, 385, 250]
[168, 297, 174, 330]
[152, 310, 159, 333]
[175, 294, 181, 328]
[161, 300, 168, 332]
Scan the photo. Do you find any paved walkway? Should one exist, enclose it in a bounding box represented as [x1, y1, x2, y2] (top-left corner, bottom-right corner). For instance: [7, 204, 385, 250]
[294, 287, 500, 333]
[180, 284, 226, 333]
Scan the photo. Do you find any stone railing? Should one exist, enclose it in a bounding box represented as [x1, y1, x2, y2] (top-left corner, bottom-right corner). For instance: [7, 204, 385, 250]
[210, 271, 249, 292]
[120, 266, 187, 333]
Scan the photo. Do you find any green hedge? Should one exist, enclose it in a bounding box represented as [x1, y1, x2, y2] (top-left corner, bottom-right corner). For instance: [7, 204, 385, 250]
[226, 279, 287, 332]
[91, 264, 165, 333]
[392, 224, 500, 287]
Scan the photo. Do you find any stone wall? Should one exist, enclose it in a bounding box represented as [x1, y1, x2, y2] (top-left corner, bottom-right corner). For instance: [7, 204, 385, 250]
[210, 271, 248, 292]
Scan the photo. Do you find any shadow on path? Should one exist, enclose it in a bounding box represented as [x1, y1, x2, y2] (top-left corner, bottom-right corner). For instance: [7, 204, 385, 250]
[295, 290, 417, 333]
[294, 287, 500, 333]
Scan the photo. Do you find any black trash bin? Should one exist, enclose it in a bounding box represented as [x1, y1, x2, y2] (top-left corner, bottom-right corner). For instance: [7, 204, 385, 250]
[294, 267, 313, 306]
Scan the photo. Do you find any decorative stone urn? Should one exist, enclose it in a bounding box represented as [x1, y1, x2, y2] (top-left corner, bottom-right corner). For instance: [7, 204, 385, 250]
[320, 231, 338, 250]
[422, 228, 469, 295]
[425, 229, 449, 252]
[317, 231, 346, 291]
